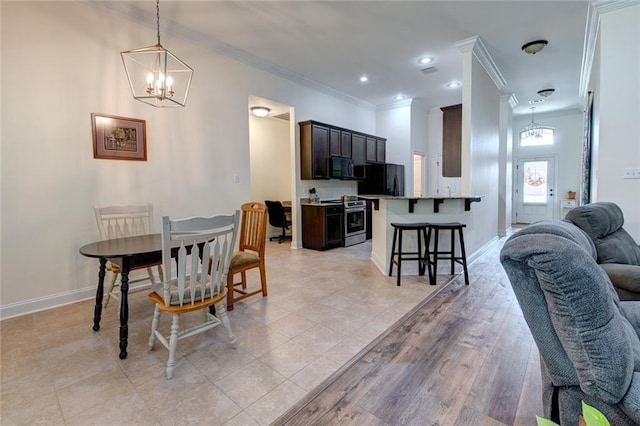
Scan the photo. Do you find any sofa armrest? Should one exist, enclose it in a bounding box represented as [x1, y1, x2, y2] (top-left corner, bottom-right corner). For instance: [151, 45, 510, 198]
[601, 263, 640, 301]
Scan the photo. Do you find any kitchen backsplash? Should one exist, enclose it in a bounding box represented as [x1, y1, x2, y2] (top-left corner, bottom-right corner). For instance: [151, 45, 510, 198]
[300, 180, 358, 201]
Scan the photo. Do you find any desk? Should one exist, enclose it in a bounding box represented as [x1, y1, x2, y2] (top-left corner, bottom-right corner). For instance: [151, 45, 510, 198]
[80, 234, 171, 359]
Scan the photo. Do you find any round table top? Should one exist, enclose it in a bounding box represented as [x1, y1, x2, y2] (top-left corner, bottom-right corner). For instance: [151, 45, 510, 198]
[79, 234, 163, 259]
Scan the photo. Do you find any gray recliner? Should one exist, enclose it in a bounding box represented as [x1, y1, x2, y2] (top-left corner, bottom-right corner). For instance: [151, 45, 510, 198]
[500, 220, 640, 425]
[565, 202, 640, 301]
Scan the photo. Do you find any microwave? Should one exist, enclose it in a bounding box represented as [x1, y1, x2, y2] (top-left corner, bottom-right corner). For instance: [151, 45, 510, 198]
[329, 157, 363, 180]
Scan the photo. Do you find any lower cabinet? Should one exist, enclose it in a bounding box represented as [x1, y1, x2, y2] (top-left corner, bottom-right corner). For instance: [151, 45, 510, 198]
[302, 205, 344, 250]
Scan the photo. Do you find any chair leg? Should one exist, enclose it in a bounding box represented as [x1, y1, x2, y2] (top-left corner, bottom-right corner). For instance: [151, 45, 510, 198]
[388, 227, 398, 277]
[240, 271, 247, 289]
[166, 314, 180, 380]
[226, 272, 235, 311]
[157, 265, 164, 283]
[149, 304, 160, 350]
[216, 302, 237, 349]
[259, 262, 268, 297]
[458, 227, 469, 285]
[103, 272, 119, 308]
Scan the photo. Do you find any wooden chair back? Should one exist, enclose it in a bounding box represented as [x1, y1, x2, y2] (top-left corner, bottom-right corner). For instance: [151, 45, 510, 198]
[238, 202, 267, 257]
[94, 204, 155, 239]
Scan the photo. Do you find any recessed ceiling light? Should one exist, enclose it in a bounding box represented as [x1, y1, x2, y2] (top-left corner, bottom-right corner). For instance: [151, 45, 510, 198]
[394, 94, 406, 100]
[250, 106, 270, 117]
[446, 82, 461, 89]
[359, 75, 369, 83]
[418, 57, 433, 65]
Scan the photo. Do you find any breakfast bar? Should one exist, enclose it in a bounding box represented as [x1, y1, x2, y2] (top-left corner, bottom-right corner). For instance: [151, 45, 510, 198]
[358, 195, 483, 277]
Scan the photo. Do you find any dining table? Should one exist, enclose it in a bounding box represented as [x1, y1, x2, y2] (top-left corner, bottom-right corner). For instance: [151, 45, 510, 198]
[80, 233, 186, 359]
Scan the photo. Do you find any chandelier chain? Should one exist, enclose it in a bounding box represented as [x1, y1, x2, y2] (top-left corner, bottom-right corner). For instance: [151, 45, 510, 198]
[156, 0, 161, 46]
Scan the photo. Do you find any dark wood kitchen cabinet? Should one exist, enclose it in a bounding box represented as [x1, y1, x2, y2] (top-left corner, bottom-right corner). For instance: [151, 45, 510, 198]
[300, 121, 330, 179]
[329, 128, 352, 158]
[302, 204, 343, 250]
[300, 120, 386, 179]
[441, 104, 462, 177]
[351, 133, 366, 166]
[366, 136, 386, 163]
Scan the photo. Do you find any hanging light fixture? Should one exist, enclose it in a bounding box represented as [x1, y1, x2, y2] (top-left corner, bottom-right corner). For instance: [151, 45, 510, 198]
[121, 0, 193, 107]
[522, 107, 544, 138]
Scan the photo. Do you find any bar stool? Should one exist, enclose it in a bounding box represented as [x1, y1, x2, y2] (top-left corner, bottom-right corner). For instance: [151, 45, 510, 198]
[425, 222, 469, 285]
[388, 222, 430, 286]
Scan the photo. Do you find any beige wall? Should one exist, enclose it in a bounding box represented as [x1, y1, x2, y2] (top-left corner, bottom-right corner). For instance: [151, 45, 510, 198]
[592, 4, 640, 240]
[0, 2, 375, 316]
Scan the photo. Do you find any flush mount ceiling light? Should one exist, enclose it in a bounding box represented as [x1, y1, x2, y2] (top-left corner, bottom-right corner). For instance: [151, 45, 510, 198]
[250, 106, 271, 117]
[537, 88, 555, 97]
[359, 75, 369, 83]
[521, 40, 548, 55]
[418, 57, 433, 65]
[121, 0, 193, 107]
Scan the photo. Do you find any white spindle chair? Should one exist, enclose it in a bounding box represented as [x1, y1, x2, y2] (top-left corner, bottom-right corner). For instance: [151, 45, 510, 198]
[148, 211, 240, 380]
[94, 204, 163, 309]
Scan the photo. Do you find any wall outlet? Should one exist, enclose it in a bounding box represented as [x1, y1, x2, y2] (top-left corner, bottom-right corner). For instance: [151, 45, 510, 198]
[623, 168, 640, 179]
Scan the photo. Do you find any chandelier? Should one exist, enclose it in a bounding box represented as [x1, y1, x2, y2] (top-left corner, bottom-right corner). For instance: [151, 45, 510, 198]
[121, 0, 193, 107]
[522, 107, 543, 138]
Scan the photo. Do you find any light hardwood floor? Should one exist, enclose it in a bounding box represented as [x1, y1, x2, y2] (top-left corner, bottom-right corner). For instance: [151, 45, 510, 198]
[275, 230, 543, 425]
[0, 230, 542, 425]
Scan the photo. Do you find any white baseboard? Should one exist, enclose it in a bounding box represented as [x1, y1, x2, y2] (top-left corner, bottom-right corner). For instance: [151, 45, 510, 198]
[0, 286, 97, 320]
[0, 282, 151, 320]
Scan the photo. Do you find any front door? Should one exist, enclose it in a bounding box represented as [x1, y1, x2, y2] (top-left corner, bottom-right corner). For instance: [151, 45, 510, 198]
[515, 157, 556, 224]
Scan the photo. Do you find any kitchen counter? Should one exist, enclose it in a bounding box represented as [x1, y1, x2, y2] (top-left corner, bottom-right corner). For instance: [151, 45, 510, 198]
[366, 196, 484, 277]
[358, 195, 483, 213]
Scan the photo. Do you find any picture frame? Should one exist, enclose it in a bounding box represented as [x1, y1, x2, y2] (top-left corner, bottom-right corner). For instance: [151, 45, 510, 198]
[91, 113, 147, 161]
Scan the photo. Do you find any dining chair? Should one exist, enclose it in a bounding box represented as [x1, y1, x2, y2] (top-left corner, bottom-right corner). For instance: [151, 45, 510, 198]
[94, 204, 163, 309]
[148, 211, 240, 380]
[226, 202, 268, 311]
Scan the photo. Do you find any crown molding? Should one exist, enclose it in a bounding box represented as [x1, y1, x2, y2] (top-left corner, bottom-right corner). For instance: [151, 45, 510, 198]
[579, 0, 640, 105]
[86, 1, 376, 112]
[501, 93, 519, 109]
[454, 35, 507, 91]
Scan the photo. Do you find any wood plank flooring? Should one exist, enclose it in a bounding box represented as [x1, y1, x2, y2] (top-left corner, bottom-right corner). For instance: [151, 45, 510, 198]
[274, 232, 542, 425]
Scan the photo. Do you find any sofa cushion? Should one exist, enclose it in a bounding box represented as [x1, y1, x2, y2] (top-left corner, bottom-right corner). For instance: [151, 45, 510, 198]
[565, 202, 640, 265]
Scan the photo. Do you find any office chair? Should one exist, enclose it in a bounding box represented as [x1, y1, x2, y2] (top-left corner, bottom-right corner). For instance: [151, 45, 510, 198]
[265, 200, 292, 243]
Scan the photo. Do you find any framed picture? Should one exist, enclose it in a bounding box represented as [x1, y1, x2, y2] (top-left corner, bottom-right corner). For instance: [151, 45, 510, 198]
[91, 113, 147, 161]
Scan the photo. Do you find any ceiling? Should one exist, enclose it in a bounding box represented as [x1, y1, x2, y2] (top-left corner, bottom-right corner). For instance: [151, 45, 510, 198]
[93, 1, 591, 117]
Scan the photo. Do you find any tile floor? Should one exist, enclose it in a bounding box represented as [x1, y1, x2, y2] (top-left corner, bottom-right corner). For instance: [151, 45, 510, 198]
[1, 240, 451, 425]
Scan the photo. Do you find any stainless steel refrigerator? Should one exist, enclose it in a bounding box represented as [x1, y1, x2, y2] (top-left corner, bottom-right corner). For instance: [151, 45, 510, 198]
[357, 163, 405, 196]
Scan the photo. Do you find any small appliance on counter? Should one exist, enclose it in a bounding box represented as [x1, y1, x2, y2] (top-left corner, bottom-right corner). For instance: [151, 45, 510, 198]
[357, 163, 405, 196]
[308, 187, 320, 203]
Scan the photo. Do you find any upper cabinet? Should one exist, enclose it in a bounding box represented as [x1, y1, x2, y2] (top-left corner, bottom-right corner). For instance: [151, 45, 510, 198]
[300, 120, 386, 180]
[351, 133, 366, 166]
[300, 121, 331, 179]
[441, 104, 462, 177]
[366, 136, 386, 164]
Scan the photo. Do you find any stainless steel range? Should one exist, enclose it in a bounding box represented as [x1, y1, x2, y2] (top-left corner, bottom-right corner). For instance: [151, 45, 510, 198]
[343, 199, 366, 247]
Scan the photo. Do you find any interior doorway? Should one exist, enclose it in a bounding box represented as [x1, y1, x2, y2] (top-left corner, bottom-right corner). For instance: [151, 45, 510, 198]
[248, 96, 295, 242]
[413, 153, 425, 197]
[514, 157, 556, 223]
